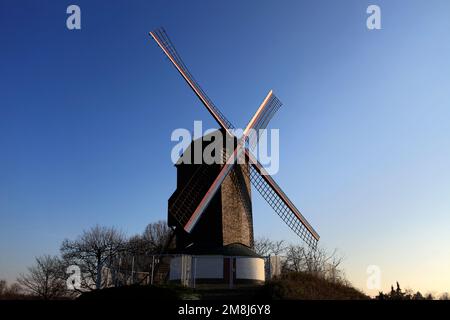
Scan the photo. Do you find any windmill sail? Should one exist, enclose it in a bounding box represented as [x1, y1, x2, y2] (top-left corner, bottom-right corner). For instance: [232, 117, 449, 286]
[246, 152, 319, 247]
[150, 28, 234, 132]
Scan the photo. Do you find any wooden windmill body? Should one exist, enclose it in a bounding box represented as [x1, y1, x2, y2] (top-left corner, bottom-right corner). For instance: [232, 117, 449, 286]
[169, 130, 254, 252]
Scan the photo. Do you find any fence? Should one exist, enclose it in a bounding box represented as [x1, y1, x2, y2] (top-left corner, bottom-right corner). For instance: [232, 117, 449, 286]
[102, 254, 282, 289]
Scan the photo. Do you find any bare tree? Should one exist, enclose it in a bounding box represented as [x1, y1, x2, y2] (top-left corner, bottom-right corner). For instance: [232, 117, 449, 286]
[126, 235, 149, 255]
[142, 220, 173, 254]
[61, 225, 125, 290]
[425, 293, 434, 300]
[7, 283, 23, 296]
[0, 280, 6, 296]
[0, 281, 23, 299]
[254, 237, 286, 256]
[440, 292, 449, 300]
[123, 221, 173, 257]
[284, 244, 307, 272]
[17, 255, 66, 300]
[284, 245, 344, 282]
[271, 240, 286, 256]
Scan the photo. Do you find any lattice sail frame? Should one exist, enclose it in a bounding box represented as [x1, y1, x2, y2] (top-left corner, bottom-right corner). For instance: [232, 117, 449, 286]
[150, 28, 234, 131]
[151, 28, 319, 249]
[247, 158, 318, 248]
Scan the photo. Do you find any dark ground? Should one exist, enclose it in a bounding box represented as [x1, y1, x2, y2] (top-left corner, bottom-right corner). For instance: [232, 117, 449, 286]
[77, 272, 369, 300]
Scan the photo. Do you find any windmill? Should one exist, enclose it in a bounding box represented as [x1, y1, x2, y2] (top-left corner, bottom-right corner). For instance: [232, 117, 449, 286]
[149, 28, 319, 286]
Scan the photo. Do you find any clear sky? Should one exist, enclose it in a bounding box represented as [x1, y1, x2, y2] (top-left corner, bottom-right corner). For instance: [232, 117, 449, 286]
[1, 0, 450, 295]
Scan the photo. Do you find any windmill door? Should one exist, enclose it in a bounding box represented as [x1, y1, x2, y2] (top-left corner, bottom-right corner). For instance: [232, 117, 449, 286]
[180, 255, 192, 287]
[223, 257, 236, 288]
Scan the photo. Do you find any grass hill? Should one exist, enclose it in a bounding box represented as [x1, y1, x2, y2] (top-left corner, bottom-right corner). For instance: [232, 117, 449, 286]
[261, 272, 368, 300]
[78, 272, 368, 300]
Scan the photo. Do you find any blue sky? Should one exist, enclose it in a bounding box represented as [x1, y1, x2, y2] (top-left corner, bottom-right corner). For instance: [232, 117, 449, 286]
[1, 0, 450, 295]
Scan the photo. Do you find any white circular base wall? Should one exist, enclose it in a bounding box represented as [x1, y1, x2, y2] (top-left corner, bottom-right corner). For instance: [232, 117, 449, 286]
[169, 255, 265, 286]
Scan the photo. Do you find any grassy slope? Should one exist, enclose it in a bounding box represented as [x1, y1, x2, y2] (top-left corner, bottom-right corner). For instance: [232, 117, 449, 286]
[261, 272, 369, 300]
[78, 272, 368, 300]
